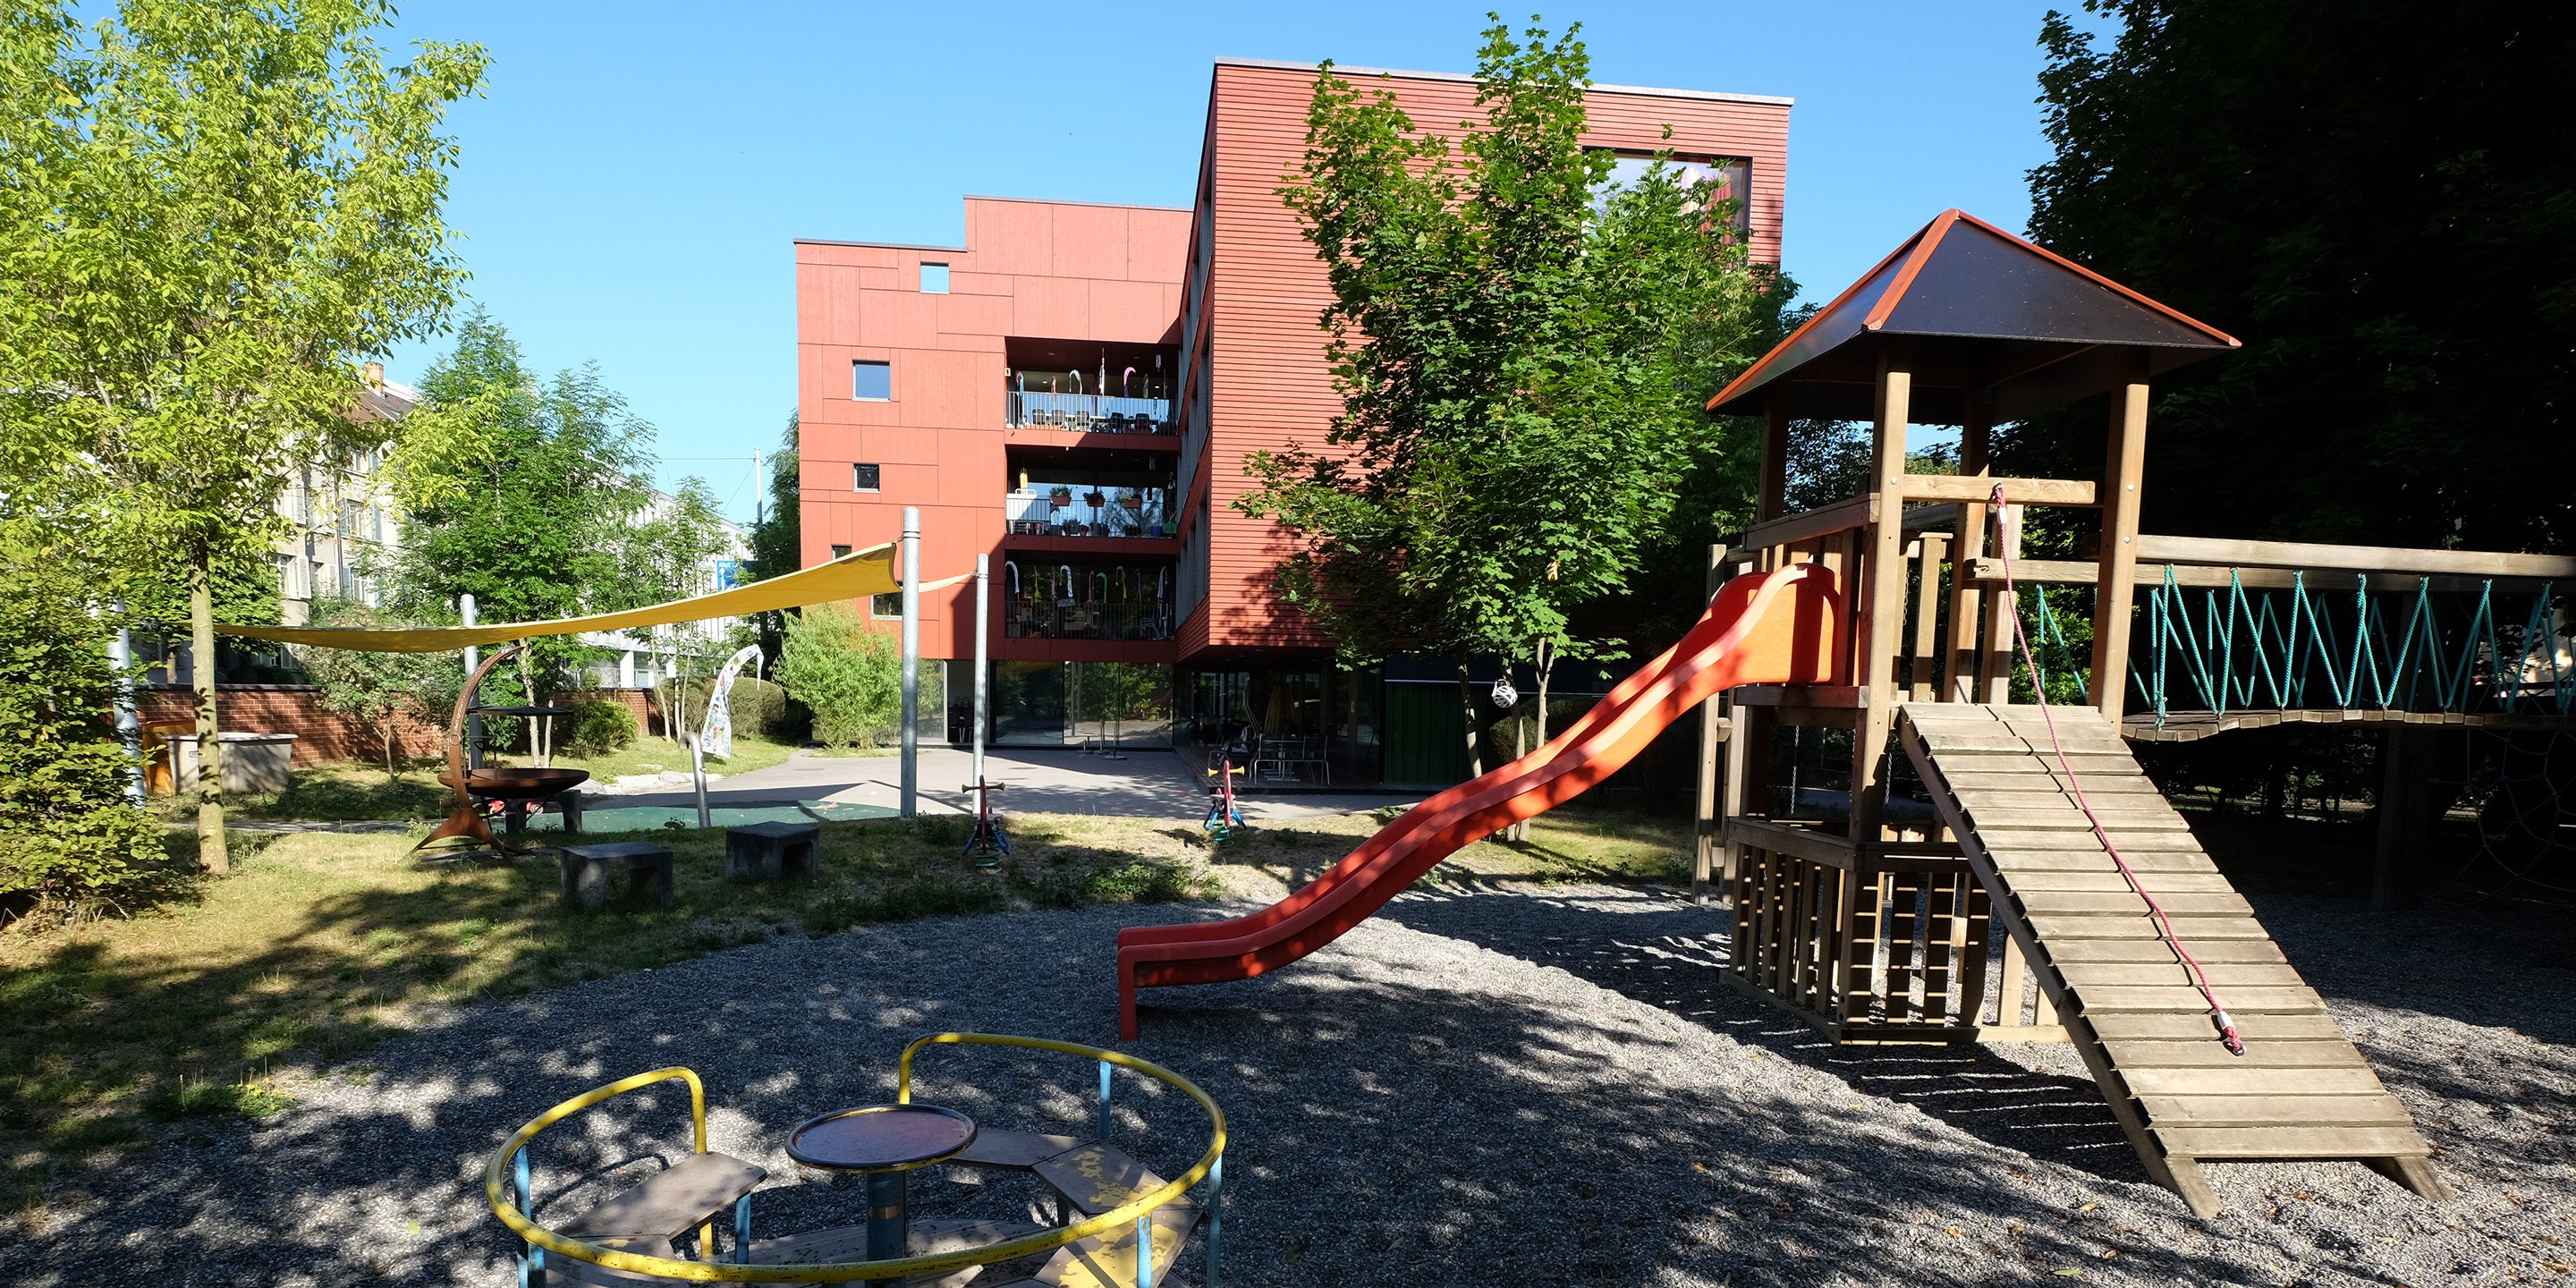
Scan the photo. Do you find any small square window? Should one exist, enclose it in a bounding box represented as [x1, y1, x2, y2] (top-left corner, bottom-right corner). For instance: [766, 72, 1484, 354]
[852, 360, 892, 401]
[919, 262, 949, 293]
[853, 462, 881, 492]
[871, 592, 902, 618]
[830, 544, 852, 559]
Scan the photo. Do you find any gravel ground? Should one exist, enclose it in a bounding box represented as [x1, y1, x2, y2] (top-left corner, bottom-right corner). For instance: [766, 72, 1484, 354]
[3, 877, 2569, 1286]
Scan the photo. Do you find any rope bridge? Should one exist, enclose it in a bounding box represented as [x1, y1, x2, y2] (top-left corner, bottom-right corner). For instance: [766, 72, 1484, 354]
[2014, 569, 2574, 724]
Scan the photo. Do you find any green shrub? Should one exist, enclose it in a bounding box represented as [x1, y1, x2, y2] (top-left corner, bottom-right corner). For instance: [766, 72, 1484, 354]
[0, 533, 187, 926]
[564, 699, 638, 757]
[775, 605, 901, 747]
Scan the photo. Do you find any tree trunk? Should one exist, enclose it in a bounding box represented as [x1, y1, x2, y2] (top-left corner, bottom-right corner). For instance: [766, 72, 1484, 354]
[189, 555, 227, 875]
[1507, 696, 1530, 843]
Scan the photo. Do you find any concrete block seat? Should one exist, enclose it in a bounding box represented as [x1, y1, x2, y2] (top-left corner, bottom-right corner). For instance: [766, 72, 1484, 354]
[725, 821, 819, 883]
[559, 843, 675, 911]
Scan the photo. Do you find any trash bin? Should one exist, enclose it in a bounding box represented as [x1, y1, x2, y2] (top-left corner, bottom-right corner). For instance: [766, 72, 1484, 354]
[167, 732, 299, 795]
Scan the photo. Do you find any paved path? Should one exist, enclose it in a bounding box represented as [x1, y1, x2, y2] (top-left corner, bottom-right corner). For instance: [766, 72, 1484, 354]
[598, 745, 1417, 823]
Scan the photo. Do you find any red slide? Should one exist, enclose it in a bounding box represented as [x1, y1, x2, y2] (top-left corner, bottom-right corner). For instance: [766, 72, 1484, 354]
[1118, 562, 1845, 1038]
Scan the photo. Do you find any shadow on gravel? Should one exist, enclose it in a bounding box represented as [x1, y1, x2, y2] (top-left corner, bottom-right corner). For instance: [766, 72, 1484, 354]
[1375, 878, 2150, 1189]
[11, 894, 2514, 1288]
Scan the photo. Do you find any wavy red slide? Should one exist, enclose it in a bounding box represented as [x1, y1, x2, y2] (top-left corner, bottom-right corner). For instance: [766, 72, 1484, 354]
[1117, 562, 1845, 1038]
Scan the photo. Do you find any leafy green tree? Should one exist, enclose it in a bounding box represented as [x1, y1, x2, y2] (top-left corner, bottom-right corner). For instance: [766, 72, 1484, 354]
[0, 527, 181, 926]
[381, 314, 727, 760]
[775, 605, 902, 748]
[2020, 0, 2576, 551]
[1241, 14, 1788, 782]
[298, 597, 455, 777]
[0, 0, 485, 873]
[743, 413, 802, 658]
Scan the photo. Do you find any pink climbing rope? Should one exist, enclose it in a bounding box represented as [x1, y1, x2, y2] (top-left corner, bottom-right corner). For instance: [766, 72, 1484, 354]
[1986, 483, 2244, 1056]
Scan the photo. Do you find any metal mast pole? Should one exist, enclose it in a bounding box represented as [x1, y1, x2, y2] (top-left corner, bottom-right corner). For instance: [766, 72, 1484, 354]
[899, 507, 919, 819]
[972, 554, 989, 789]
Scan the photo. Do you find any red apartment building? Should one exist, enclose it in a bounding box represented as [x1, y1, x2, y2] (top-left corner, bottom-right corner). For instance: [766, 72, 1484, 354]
[795, 58, 1789, 785]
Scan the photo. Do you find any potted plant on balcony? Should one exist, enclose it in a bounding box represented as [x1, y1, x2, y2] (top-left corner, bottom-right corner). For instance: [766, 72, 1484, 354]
[1048, 485, 1072, 508]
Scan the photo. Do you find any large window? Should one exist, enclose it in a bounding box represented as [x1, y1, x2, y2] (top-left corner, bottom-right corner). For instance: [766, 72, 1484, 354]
[1598, 152, 1751, 237]
[853, 360, 892, 402]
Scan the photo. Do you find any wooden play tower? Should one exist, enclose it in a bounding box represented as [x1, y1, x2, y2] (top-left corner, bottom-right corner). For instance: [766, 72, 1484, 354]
[1683, 210, 2565, 1216]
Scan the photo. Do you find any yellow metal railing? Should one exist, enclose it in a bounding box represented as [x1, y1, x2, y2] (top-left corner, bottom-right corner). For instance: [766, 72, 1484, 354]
[483, 1033, 1226, 1285]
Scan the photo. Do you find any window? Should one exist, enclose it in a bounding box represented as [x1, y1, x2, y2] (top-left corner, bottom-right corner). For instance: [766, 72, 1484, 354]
[853, 360, 892, 401]
[853, 462, 882, 492]
[871, 592, 902, 618]
[830, 544, 852, 559]
[1597, 152, 1752, 237]
[919, 262, 949, 293]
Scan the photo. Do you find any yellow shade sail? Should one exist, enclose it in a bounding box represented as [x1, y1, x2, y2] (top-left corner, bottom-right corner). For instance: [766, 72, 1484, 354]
[220, 544, 915, 653]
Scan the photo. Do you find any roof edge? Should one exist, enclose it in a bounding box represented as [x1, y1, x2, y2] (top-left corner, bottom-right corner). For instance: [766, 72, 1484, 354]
[1212, 56, 1792, 106]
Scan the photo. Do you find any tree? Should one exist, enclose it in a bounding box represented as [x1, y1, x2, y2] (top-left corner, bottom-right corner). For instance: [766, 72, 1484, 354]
[380, 314, 727, 760]
[1240, 14, 1788, 789]
[0, 525, 178, 926]
[743, 413, 802, 658]
[299, 598, 454, 777]
[0, 0, 486, 874]
[775, 605, 902, 748]
[2020, 1, 2576, 552]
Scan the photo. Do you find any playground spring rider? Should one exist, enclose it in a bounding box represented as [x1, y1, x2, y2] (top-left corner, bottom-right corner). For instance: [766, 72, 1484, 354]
[1203, 728, 1256, 841]
[962, 776, 1010, 869]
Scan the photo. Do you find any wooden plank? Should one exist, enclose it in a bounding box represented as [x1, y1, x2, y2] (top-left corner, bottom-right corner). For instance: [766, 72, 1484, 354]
[559, 1152, 767, 1242]
[1886, 872, 1920, 1021]
[1898, 472, 2099, 507]
[2042, 939, 2286, 965]
[1967, 556, 2572, 594]
[953, 1129, 1085, 1171]
[2004, 870, 2243, 894]
[1958, 809, 2191, 833]
[1909, 532, 1945, 702]
[1845, 870, 1884, 1020]
[1038, 1205, 1201, 1288]
[1975, 828, 2205, 852]
[2057, 962, 2307, 987]
[2078, 984, 2326, 1013]
[2135, 532, 2576, 580]
[2107, 1041, 2360, 1074]
[2092, 360, 2148, 726]
[1987, 849, 2221, 874]
[1034, 1144, 1171, 1216]
[1851, 352, 1914, 841]
[2016, 891, 2254, 917]
[1996, 926, 2030, 1027]
[1923, 872, 1958, 1023]
[2089, 1011, 2340, 1042]
[1744, 494, 1873, 553]
[2138, 1095, 2414, 1129]
[2121, 1065, 2387, 1097]
[2023, 914, 2275, 941]
[2154, 1124, 2431, 1159]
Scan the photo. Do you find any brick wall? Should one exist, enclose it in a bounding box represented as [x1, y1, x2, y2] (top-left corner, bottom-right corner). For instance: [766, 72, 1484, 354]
[140, 685, 444, 767]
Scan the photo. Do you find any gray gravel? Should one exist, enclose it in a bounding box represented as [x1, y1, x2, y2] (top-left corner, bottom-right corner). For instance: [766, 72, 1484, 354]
[3, 877, 2569, 1286]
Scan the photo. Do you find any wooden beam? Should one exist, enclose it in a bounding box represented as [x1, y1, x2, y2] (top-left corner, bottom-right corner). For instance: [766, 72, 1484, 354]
[1852, 349, 1913, 839]
[2090, 351, 2149, 724]
[1980, 504, 2022, 703]
[1900, 474, 2098, 507]
[1742, 495, 1874, 553]
[1967, 558, 2559, 594]
[2135, 533, 2576, 580]
[1949, 392, 1993, 703]
[1696, 544, 1731, 908]
[1758, 392, 1792, 522]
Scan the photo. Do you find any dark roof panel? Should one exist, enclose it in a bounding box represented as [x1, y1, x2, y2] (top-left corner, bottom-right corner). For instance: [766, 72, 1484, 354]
[1707, 210, 2238, 422]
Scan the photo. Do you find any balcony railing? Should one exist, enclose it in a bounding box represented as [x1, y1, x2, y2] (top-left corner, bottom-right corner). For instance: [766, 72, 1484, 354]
[1004, 489, 1173, 539]
[1008, 391, 1173, 435]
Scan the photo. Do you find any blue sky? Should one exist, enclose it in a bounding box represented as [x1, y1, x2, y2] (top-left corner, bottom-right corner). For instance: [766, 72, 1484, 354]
[377, 2, 2098, 522]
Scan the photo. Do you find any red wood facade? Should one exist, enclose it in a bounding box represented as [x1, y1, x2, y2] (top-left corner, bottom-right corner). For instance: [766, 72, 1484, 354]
[796, 59, 1790, 674]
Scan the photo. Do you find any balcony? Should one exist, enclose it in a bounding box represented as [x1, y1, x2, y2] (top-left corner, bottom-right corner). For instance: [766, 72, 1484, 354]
[1002, 559, 1175, 642]
[1004, 486, 1174, 541]
[1007, 391, 1174, 436]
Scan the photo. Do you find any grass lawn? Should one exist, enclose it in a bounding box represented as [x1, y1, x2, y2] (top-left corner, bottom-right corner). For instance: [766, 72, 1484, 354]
[0, 798, 1690, 1199]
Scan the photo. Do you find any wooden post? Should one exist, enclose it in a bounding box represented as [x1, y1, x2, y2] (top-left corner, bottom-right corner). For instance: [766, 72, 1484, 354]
[2372, 725, 2428, 911]
[2090, 351, 2149, 724]
[1980, 503, 2022, 702]
[1851, 349, 1912, 841]
[1758, 392, 1792, 521]
[1693, 544, 1732, 907]
[1946, 392, 1992, 702]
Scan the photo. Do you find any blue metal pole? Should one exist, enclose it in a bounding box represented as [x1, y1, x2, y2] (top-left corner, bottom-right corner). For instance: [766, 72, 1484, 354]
[1205, 1153, 1223, 1288]
[866, 1171, 907, 1261]
[515, 1146, 543, 1287]
[734, 1194, 753, 1264]
[1097, 1060, 1113, 1143]
[1135, 1212, 1154, 1288]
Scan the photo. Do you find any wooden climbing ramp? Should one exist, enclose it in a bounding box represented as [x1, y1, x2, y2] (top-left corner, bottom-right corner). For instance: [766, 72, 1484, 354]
[1896, 702, 2446, 1217]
